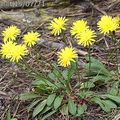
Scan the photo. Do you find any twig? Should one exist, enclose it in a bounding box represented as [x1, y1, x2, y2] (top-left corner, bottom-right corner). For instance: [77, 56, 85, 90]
[0, 70, 9, 82]
[89, 1, 106, 15]
[13, 102, 21, 118]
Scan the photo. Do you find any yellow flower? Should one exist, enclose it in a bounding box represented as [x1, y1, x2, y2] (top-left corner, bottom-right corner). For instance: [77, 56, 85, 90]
[113, 16, 120, 24]
[10, 44, 28, 62]
[70, 20, 89, 37]
[58, 47, 78, 67]
[23, 31, 40, 47]
[0, 42, 28, 62]
[77, 29, 96, 46]
[2, 25, 21, 43]
[0, 41, 16, 59]
[49, 17, 68, 36]
[97, 15, 119, 34]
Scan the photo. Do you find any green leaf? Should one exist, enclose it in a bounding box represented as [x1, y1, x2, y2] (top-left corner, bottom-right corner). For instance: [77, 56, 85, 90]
[85, 57, 110, 76]
[80, 81, 95, 89]
[68, 99, 77, 115]
[41, 110, 56, 120]
[32, 80, 46, 86]
[55, 82, 64, 89]
[7, 110, 11, 120]
[92, 97, 117, 112]
[32, 77, 55, 88]
[62, 70, 68, 80]
[109, 82, 119, 95]
[79, 91, 93, 98]
[43, 79, 55, 88]
[28, 99, 40, 112]
[33, 100, 47, 117]
[77, 104, 87, 116]
[54, 96, 63, 109]
[47, 94, 56, 106]
[101, 100, 117, 112]
[19, 93, 39, 100]
[86, 56, 106, 68]
[52, 63, 62, 79]
[92, 97, 110, 112]
[11, 119, 17, 120]
[68, 61, 77, 80]
[102, 100, 117, 109]
[103, 94, 120, 103]
[85, 63, 109, 76]
[91, 75, 112, 82]
[61, 104, 68, 115]
[34, 74, 48, 82]
[40, 106, 52, 114]
[48, 73, 56, 80]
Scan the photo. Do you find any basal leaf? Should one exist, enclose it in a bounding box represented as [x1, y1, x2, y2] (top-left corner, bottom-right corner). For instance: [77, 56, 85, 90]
[48, 73, 56, 80]
[52, 63, 62, 79]
[85, 63, 109, 76]
[33, 100, 47, 117]
[19, 93, 39, 100]
[61, 104, 68, 115]
[102, 100, 117, 109]
[91, 75, 112, 82]
[109, 82, 119, 95]
[92, 97, 117, 112]
[68, 99, 77, 115]
[7, 110, 11, 120]
[40, 106, 52, 114]
[28, 99, 40, 112]
[32, 76, 56, 88]
[79, 91, 93, 98]
[103, 94, 120, 103]
[68, 61, 77, 80]
[54, 96, 63, 109]
[91, 97, 110, 112]
[11, 119, 17, 120]
[62, 70, 68, 80]
[77, 104, 87, 116]
[80, 81, 95, 89]
[41, 110, 56, 120]
[32, 80, 46, 86]
[47, 94, 56, 106]
[85, 57, 110, 76]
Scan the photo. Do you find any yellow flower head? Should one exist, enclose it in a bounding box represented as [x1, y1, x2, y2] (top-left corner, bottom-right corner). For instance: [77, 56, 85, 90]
[0, 42, 28, 62]
[2, 25, 21, 43]
[0, 41, 16, 59]
[58, 47, 78, 67]
[97, 15, 119, 34]
[49, 17, 68, 36]
[113, 16, 120, 24]
[77, 29, 96, 47]
[23, 31, 40, 47]
[10, 44, 28, 62]
[70, 20, 89, 37]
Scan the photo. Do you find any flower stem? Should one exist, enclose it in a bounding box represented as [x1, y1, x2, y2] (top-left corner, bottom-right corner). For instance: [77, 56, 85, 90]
[88, 45, 91, 74]
[62, 33, 67, 46]
[110, 32, 119, 73]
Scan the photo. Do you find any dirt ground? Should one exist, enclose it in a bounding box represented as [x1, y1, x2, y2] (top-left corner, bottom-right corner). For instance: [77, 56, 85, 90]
[0, 0, 120, 120]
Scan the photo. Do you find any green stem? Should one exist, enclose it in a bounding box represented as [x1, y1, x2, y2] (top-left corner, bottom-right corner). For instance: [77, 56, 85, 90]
[88, 45, 91, 74]
[110, 32, 119, 73]
[77, 61, 81, 84]
[62, 32, 67, 46]
[66, 79, 71, 93]
[49, 62, 71, 93]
